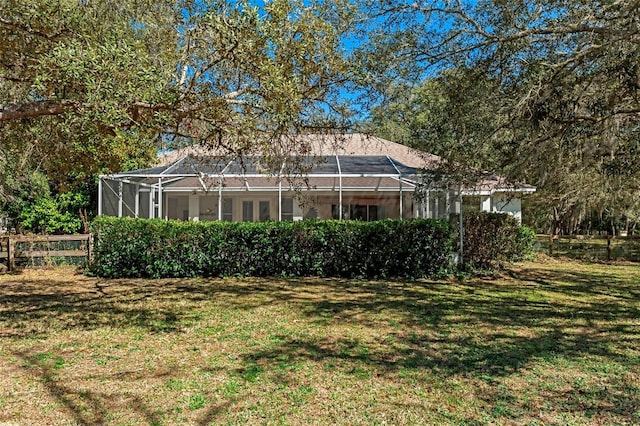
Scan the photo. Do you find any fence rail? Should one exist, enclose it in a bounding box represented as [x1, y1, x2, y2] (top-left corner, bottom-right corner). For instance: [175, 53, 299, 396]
[0, 234, 92, 272]
[536, 234, 640, 262]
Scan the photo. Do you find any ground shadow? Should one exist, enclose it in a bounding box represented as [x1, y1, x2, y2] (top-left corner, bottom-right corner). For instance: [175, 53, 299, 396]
[1, 263, 639, 424]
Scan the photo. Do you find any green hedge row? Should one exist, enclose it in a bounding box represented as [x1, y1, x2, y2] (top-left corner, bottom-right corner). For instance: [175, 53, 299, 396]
[89, 217, 453, 279]
[462, 211, 535, 268]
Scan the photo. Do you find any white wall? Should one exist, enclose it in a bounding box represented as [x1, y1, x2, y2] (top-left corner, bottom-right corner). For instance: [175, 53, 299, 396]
[491, 194, 522, 224]
[189, 195, 200, 221]
[480, 196, 491, 212]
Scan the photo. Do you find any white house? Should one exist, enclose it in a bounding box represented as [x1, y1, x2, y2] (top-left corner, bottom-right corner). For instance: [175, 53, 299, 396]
[98, 134, 535, 222]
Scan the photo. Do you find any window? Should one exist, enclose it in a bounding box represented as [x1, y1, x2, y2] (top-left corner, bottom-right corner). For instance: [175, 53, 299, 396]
[242, 201, 254, 222]
[259, 201, 270, 221]
[368, 205, 379, 221]
[222, 198, 233, 221]
[331, 204, 345, 219]
[350, 205, 367, 221]
[199, 195, 217, 221]
[281, 198, 294, 221]
[332, 204, 383, 221]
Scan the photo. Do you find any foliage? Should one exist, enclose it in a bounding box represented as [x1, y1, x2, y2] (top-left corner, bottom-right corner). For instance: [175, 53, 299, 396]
[17, 191, 89, 234]
[0, 0, 355, 203]
[89, 217, 452, 279]
[0, 0, 171, 192]
[462, 212, 535, 269]
[361, 0, 640, 233]
[0, 164, 49, 219]
[368, 69, 508, 188]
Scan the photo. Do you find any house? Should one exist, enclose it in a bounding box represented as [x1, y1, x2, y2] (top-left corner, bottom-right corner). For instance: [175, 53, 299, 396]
[98, 133, 535, 223]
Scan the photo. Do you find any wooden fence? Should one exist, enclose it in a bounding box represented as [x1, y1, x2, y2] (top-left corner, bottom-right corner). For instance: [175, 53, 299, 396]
[537, 234, 640, 262]
[0, 234, 93, 272]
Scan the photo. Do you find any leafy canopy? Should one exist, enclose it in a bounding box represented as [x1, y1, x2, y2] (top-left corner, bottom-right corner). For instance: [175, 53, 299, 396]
[361, 0, 640, 231]
[0, 0, 356, 203]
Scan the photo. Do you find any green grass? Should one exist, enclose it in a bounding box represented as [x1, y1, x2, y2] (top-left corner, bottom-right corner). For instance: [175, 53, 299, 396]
[0, 260, 639, 425]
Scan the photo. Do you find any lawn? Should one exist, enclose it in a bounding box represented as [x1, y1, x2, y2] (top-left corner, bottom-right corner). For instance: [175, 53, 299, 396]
[0, 259, 639, 425]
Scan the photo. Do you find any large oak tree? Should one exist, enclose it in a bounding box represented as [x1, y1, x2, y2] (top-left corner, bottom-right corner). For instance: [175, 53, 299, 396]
[362, 0, 640, 232]
[0, 0, 355, 203]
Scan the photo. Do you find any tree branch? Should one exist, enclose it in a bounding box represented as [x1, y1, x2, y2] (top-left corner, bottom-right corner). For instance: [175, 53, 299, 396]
[0, 16, 70, 40]
[0, 99, 77, 121]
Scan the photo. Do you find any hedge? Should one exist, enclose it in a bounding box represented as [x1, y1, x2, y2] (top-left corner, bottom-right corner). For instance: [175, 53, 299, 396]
[89, 217, 453, 279]
[462, 211, 535, 268]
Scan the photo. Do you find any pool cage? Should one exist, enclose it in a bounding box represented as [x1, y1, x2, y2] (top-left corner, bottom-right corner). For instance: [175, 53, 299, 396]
[98, 154, 459, 222]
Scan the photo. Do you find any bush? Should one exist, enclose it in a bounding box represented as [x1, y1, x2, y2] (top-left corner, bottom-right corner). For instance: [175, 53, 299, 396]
[89, 217, 452, 279]
[462, 212, 535, 268]
[18, 191, 88, 234]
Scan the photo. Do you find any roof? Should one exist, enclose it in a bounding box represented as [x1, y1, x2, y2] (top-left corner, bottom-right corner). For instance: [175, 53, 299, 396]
[466, 172, 537, 195]
[157, 133, 442, 169]
[299, 133, 442, 169]
[109, 133, 534, 194]
[124, 154, 417, 178]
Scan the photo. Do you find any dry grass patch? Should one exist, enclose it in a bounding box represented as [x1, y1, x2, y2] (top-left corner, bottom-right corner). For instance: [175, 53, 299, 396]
[1, 260, 639, 425]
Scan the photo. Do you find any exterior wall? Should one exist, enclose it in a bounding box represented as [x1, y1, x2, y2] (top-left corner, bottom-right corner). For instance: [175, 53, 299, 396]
[461, 193, 524, 224]
[415, 190, 454, 220]
[167, 196, 189, 220]
[308, 191, 408, 220]
[491, 194, 522, 224]
[231, 193, 279, 222]
[188, 195, 199, 221]
[480, 196, 492, 212]
[106, 182, 524, 224]
[166, 191, 299, 222]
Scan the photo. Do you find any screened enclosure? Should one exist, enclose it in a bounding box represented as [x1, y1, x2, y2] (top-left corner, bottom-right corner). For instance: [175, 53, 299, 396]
[99, 134, 534, 223]
[99, 154, 459, 222]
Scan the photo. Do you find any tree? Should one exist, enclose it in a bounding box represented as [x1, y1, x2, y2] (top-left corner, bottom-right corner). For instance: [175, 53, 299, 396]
[360, 0, 640, 232]
[1, 0, 355, 204]
[368, 68, 508, 173]
[17, 190, 89, 234]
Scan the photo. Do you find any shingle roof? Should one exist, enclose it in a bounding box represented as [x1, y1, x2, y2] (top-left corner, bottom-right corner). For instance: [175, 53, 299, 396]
[156, 133, 441, 169]
[142, 133, 534, 194]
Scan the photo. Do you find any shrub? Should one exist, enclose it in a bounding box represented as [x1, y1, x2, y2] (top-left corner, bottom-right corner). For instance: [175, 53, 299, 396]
[18, 191, 88, 234]
[89, 217, 452, 279]
[461, 212, 535, 268]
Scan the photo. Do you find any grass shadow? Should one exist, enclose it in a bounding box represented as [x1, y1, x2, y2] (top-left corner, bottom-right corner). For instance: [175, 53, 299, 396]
[1, 262, 639, 424]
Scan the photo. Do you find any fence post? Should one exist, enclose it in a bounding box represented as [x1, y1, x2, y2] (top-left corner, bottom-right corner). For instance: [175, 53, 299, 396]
[87, 234, 93, 264]
[8, 237, 15, 272]
[607, 234, 612, 261]
[548, 233, 553, 256]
